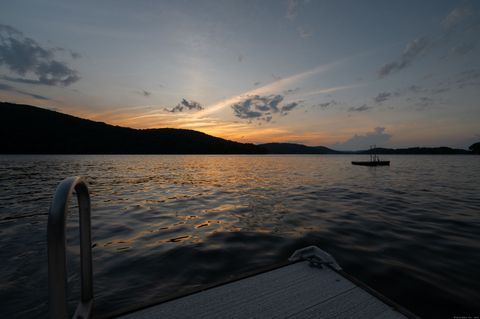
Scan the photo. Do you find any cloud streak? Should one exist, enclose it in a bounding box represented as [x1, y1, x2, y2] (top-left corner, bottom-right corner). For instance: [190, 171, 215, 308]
[378, 36, 430, 77]
[374, 92, 392, 104]
[455, 68, 480, 89]
[300, 83, 365, 98]
[348, 104, 371, 112]
[0, 82, 50, 100]
[314, 100, 338, 109]
[434, 68, 480, 91]
[196, 58, 345, 118]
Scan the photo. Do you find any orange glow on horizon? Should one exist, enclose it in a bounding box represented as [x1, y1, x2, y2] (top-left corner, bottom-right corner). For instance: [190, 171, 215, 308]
[72, 107, 338, 146]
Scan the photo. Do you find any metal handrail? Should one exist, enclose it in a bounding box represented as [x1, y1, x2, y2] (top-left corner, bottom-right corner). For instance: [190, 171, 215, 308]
[48, 176, 94, 319]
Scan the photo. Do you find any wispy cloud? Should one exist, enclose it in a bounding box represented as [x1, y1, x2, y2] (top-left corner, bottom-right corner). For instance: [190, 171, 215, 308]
[70, 51, 81, 59]
[0, 82, 50, 100]
[297, 25, 312, 39]
[374, 82, 460, 106]
[313, 99, 338, 109]
[286, 0, 300, 20]
[435, 68, 480, 91]
[455, 68, 480, 89]
[164, 99, 204, 112]
[371, 85, 432, 106]
[378, 36, 430, 77]
[374, 92, 392, 104]
[450, 43, 475, 56]
[378, 4, 479, 78]
[134, 90, 151, 97]
[415, 96, 435, 108]
[348, 104, 371, 112]
[281, 101, 300, 113]
[271, 73, 282, 81]
[442, 5, 475, 31]
[300, 83, 365, 98]
[406, 85, 426, 94]
[431, 87, 450, 94]
[283, 87, 300, 95]
[0, 24, 79, 86]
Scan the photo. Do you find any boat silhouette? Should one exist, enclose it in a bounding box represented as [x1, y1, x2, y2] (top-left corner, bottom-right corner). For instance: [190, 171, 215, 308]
[352, 145, 390, 166]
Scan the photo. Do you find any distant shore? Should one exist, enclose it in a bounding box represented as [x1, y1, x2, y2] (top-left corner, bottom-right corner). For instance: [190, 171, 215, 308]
[1, 102, 478, 155]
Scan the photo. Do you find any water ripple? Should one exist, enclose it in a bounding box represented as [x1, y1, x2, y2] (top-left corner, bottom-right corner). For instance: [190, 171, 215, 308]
[0, 154, 479, 318]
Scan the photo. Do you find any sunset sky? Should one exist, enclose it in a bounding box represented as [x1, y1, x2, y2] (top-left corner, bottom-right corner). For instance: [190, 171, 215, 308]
[1, 0, 479, 150]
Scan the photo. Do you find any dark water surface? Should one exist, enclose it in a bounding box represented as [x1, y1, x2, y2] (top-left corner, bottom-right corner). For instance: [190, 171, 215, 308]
[0, 155, 479, 318]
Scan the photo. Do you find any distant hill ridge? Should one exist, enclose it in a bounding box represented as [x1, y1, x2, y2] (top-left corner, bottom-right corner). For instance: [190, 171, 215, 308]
[356, 146, 471, 155]
[0, 102, 476, 154]
[258, 143, 343, 154]
[258, 143, 471, 155]
[0, 102, 265, 154]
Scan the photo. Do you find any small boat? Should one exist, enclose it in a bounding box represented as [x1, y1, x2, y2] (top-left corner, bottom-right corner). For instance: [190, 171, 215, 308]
[351, 160, 390, 166]
[352, 145, 390, 166]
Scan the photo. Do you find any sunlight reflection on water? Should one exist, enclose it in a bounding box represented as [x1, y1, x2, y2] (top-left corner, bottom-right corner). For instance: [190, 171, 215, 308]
[0, 155, 479, 318]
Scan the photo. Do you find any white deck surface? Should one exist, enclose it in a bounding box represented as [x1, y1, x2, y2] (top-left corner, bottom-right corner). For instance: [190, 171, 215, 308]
[118, 261, 409, 319]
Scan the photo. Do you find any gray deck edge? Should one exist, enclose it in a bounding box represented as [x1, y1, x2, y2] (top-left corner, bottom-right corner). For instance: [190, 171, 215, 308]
[102, 260, 293, 319]
[103, 261, 419, 319]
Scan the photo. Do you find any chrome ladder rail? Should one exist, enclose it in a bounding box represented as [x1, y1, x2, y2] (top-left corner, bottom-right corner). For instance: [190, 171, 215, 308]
[48, 176, 94, 319]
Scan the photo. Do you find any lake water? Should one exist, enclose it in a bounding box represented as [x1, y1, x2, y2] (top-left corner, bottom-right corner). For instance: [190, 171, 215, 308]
[0, 155, 479, 318]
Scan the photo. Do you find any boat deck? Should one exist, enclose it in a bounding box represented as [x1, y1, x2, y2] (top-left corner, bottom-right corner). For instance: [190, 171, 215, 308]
[116, 260, 411, 319]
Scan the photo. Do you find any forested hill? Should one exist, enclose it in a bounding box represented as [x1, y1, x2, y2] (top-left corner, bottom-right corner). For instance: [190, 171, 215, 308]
[0, 102, 266, 154]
